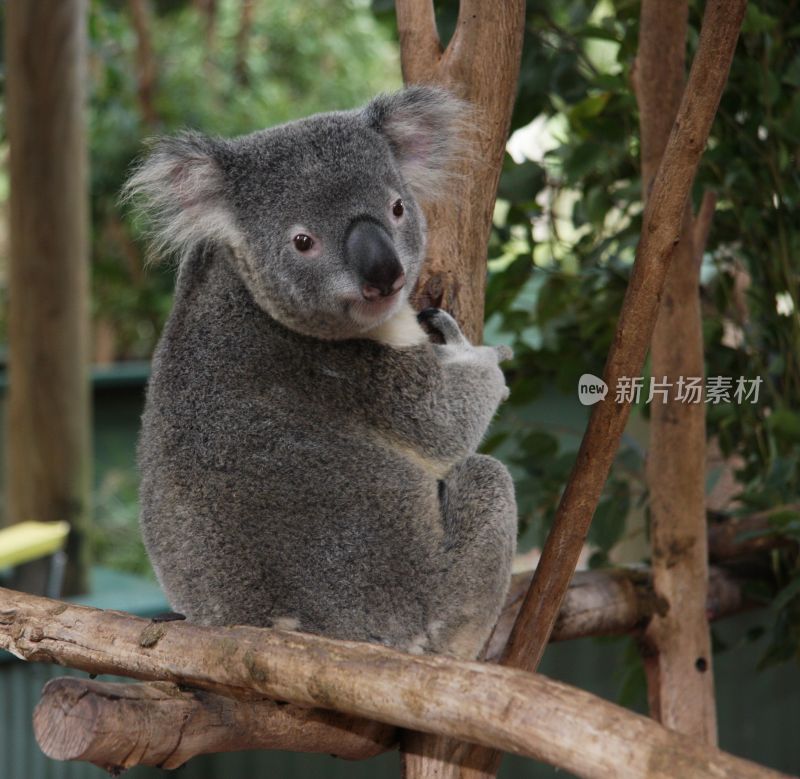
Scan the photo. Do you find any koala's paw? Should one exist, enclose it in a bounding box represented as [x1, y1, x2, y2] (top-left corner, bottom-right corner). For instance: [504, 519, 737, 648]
[418, 308, 469, 346]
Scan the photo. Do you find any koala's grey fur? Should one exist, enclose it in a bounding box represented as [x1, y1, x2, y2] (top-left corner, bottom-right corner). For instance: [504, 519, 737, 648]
[127, 87, 517, 659]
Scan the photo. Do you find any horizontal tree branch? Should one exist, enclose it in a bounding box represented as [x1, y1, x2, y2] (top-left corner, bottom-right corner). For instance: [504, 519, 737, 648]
[487, 565, 745, 661]
[27, 564, 749, 772]
[27, 564, 747, 773]
[708, 506, 800, 562]
[34, 677, 395, 770]
[0, 587, 788, 779]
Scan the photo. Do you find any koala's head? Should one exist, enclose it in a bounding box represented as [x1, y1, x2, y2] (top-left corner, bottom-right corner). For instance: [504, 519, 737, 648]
[124, 87, 468, 340]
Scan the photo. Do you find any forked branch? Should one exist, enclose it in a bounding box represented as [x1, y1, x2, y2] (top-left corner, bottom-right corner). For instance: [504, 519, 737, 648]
[501, 0, 749, 675]
[0, 587, 788, 779]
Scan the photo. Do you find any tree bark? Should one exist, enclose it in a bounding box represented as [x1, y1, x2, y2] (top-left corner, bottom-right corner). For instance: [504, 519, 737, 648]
[396, 0, 526, 344]
[444, 5, 747, 774]
[485, 565, 745, 661]
[34, 677, 396, 770]
[635, 0, 718, 743]
[395, 2, 525, 772]
[4, 0, 92, 595]
[0, 588, 787, 779]
[25, 563, 749, 774]
[500, 0, 747, 673]
[128, 0, 160, 127]
[29, 566, 749, 774]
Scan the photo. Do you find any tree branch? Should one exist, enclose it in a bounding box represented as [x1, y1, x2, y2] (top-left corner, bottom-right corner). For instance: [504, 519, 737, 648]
[638, 0, 717, 743]
[395, 0, 442, 85]
[28, 564, 750, 773]
[486, 565, 745, 662]
[500, 0, 748, 675]
[0, 587, 787, 779]
[34, 677, 395, 770]
[395, 0, 525, 344]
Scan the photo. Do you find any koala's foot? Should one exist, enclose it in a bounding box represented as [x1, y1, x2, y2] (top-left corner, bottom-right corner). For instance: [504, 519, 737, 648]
[419, 307, 513, 364]
[430, 454, 517, 659]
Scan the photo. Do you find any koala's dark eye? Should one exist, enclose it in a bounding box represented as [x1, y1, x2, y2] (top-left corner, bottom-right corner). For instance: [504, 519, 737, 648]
[293, 234, 314, 252]
[392, 199, 405, 218]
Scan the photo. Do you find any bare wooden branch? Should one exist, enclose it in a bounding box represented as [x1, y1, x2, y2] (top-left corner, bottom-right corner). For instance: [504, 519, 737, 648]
[638, 0, 717, 743]
[486, 566, 745, 661]
[395, 0, 526, 343]
[500, 0, 748, 676]
[34, 678, 395, 770]
[5, 0, 92, 595]
[28, 566, 748, 774]
[0, 588, 788, 779]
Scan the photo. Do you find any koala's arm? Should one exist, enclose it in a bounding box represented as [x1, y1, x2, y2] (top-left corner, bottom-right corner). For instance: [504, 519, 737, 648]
[363, 310, 511, 465]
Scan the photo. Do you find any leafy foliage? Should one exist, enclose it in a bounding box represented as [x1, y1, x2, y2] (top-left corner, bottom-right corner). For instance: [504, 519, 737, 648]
[472, 0, 800, 669]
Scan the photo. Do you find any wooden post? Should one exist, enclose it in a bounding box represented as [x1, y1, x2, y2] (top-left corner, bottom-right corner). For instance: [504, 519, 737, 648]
[634, 0, 717, 743]
[5, 0, 92, 595]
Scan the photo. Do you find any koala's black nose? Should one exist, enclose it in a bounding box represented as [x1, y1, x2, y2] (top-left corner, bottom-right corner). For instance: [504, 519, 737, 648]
[345, 218, 405, 299]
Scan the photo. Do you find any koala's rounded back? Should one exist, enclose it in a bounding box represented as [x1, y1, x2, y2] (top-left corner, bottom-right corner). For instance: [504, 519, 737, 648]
[128, 87, 517, 660]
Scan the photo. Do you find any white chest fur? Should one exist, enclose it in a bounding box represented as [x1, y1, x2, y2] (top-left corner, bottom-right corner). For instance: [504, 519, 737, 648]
[365, 303, 428, 348]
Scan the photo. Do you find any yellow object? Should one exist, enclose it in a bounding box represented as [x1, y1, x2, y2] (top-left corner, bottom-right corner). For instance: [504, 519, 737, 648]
[0, 520, 70, 568]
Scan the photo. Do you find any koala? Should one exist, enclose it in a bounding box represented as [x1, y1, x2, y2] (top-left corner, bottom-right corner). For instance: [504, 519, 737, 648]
[127, 86, 517, 660]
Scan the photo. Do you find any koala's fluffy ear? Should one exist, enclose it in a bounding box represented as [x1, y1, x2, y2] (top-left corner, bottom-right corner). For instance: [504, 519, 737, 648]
[364, 86, 471, 201]
[122, 132, 240, 262]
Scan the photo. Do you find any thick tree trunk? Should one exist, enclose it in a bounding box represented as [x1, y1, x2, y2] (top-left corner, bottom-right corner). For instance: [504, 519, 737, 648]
[0, 588, 788, 779]
[396, 0, 526, 344]
[395, 2, 525, 773]
[635, 0, 717, 743]
[4, 0, 91, 595]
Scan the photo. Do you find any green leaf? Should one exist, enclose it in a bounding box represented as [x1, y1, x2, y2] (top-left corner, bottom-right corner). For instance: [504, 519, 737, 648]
[497, 159, 547, 203]
[588, 482, 630, 553]
[773, 576, 800, 613]
[767, 410, 800, 444]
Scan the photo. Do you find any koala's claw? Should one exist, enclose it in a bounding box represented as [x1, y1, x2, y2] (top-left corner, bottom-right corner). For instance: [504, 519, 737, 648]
[417, 308, 468, 346]
[417, 307, 442, 325]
